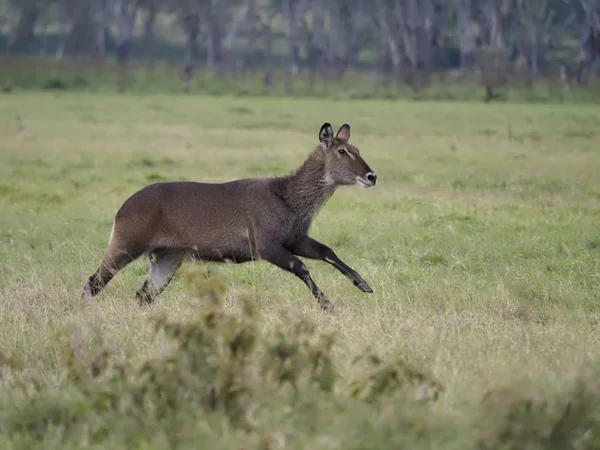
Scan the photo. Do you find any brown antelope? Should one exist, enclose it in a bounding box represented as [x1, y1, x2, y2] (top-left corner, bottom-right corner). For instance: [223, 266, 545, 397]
[82, 122, 377, 311]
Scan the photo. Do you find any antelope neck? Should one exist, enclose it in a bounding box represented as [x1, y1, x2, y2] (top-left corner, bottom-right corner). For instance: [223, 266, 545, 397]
[278, 150, 337, 216]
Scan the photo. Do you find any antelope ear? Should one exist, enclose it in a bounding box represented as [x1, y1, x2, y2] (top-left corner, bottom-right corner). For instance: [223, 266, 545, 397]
[336, 123, 351, 141]
[319, 122, 334, 148]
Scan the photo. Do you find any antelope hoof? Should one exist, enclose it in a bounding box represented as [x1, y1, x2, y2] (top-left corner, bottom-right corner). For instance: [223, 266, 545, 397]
[316, 293, 334, 312]
[354, 279, 373, 293]
[81, 288, 93, 304]
[136, 291, 154, 307]
[321, 301, 334, 313]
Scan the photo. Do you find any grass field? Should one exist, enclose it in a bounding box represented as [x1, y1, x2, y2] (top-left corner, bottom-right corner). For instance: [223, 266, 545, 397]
[1, 92, 600, 448]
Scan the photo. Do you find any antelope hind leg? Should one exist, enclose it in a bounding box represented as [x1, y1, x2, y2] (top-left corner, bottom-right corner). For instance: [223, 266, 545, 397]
[83, 250, 141, 301]
[136, 248, 185, 306]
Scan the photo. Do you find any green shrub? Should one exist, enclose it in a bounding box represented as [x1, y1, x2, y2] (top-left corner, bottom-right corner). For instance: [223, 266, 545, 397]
[1, 269, 599, 448]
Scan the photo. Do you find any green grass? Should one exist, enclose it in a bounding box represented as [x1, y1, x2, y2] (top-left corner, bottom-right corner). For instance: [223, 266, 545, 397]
[3, 56, 600, 104]
[1, 92, 600, 449]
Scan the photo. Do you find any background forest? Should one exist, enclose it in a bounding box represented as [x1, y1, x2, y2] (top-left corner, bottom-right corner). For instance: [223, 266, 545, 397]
[1, 0, 600, 100]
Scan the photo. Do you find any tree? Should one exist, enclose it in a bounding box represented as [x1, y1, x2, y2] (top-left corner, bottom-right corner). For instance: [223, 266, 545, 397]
[515, 0, 563, 79]
[141, 0, 160, 69]
[456, 0, 477, 71]
[0, 0, 597, 93]
[6, 0, 45, 54]
[576, 0, 600, 85]
[177, 0, 201, 91]
[373, 0, 447, 94]
[110, 0, 140, 90]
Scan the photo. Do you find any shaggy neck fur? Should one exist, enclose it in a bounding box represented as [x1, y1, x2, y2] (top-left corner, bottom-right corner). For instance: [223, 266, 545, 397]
[275, 148, 337, 218]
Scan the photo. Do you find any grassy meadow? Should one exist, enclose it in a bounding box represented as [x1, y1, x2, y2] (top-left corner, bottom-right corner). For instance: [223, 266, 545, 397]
[0, 92, 600, 448]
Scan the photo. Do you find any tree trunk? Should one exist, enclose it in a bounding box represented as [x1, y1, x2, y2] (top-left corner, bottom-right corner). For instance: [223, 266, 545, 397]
[283, 0, 300, 93]
[90, 0, 107, 64]
[224, 3, 251, 81]
[182, 9, 200, 92]
[204, 0, 225, 76]
[113, 0, 140, 92]
[56, 0, 69, 59]
[457, 0, 476, 71]
[8, 5, 39, 54]
[375, 0, 402, 75]
[144, 1, 158, 70]
[530, 23, 539, 78]
[304, 0, 326, 89]
[68, 4, 96, 59]
[345, 3, 363, 70]
[485, 1, 506, 48]
[240, 0, 259, 85]
[575, 0, 600, 86]
[262, 22, 274, 92]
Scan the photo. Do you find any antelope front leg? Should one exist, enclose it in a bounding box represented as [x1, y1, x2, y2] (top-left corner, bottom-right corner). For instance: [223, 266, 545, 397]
[260, 245, 334, 312]
[290, 236, 373, 293]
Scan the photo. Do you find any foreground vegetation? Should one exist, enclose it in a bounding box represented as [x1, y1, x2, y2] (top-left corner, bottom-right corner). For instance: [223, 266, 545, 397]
[0, 93, 600, 448]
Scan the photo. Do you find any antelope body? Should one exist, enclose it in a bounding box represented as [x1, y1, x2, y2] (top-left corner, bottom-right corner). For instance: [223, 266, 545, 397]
[83, 122, 377, 311]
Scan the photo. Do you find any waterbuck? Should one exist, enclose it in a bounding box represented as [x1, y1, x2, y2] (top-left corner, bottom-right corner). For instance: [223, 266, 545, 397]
[82, 122, 377, 311]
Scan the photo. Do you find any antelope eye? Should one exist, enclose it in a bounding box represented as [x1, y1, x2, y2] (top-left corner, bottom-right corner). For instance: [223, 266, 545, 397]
[338, 148, 346, 155]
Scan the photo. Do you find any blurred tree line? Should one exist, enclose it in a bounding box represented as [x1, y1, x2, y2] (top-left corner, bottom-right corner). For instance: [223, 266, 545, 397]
[1, 0, 599, 94]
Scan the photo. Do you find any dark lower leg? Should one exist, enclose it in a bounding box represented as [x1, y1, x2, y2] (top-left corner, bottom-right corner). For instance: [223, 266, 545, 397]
[300, 273, 333, 311]
[83, 270, 105, 298]
[290, 236, 373, 293]
[83, 265, 119, 299]
[135, 279, 155, 305]
[82, 251, 140, 300]
[135, 249, 183, 306]
[135, 276, 175, 306]
[261, 245, 333, 311]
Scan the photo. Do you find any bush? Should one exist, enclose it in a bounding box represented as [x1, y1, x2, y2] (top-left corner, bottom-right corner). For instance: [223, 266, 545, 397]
[0, 268, 446, 448]
[42, 78, 68, 91]
[0, 268, 599, 448]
